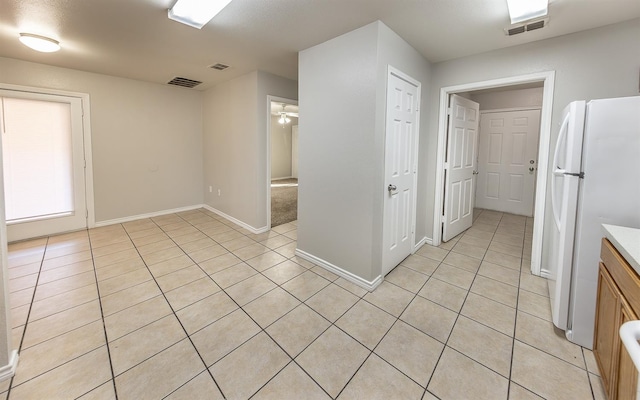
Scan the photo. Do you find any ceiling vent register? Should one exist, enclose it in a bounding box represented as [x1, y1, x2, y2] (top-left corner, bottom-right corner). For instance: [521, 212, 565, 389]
[505, 18, 548, 36]
[210, 63, 230, 71]
[167, 77, 202, 88]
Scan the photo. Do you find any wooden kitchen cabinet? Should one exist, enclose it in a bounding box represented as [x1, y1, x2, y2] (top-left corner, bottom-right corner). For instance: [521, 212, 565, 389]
[594, 238, 640, 400]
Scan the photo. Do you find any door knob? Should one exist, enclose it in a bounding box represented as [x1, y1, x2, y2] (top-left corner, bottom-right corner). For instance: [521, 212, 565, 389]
[529, 167, 535, 172]
[388, 184, 397, 192]
[472, 170, 479, 175]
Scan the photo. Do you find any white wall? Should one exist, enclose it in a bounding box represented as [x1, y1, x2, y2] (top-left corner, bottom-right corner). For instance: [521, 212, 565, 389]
[202, 71, 297, 230]
[298, 21, 431, 284]
[0, 56, 204, 222]
[426, 18, 640, 272]
[471, 87, 543, 110]
[270, 115, 295, 179]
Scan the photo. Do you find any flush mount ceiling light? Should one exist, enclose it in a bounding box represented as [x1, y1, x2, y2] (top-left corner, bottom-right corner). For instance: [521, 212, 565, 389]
[278, 112, 291, 125]
[19, 33, 60, 53]
[506, 0, 548, 24]
[168, 0, 234, 29]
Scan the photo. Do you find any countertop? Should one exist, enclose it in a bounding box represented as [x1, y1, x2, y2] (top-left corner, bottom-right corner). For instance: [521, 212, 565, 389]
[602, 224, 640, 275]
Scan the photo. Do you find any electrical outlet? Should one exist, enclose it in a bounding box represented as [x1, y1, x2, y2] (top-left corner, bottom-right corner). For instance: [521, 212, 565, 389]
[217, 189, 221, 196]
[209, 186, 212, 193]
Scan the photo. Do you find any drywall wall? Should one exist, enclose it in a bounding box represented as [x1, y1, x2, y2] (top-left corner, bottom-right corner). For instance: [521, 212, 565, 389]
[426, 18, 640, 274]
[202, 71, 296, 230]
[270, 116, 294, 180]
[471, 87, 543, 110]
[0, 57, 204, 223]
[298, 21, 431, 284]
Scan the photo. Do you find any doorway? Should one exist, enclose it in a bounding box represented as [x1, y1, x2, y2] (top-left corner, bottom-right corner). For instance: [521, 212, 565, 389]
[267, 97, 298, 228]
[433, 72, 555, 276]
[0, 86, 94, 242]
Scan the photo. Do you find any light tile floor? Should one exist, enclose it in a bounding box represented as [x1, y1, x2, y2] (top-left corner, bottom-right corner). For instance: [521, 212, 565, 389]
[2, 208, 606, 399]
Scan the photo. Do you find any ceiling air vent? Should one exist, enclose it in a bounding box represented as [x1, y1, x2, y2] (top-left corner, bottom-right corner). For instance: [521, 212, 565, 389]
[505, 18, 548, 36]
[210, 63, 230, 71]
[167, 77, 202, 88]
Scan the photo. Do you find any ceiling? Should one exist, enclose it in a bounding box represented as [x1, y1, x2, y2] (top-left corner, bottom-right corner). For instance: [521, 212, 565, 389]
[1, 0, 639, 91]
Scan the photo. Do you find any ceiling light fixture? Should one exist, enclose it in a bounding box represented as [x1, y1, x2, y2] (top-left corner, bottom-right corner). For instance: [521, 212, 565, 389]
[168, 0, 233, 29]
[506, 0, 548, 24]
[278, 112, 291, 125]
[18, 33, 60, 53]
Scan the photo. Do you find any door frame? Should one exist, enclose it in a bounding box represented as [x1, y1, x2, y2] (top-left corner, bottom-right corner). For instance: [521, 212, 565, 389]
[266, 95, 298, 229]
[0, 83, 95, 234]
[432, 71, 555, 276]
[382, 66, 421, 276]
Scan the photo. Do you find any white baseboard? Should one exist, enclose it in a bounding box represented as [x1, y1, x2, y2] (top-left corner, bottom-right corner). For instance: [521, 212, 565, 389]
[294, 249, 383, 292]
[0, 350, 19, 382]
[414, 236, 431, 251]
[94, 205, 204, 227]
[202, 205, 269, 235]
[539, 268, 551, 279]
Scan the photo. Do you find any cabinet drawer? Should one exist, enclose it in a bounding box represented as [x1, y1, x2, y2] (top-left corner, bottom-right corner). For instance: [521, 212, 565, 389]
[601, 238, 640, 317]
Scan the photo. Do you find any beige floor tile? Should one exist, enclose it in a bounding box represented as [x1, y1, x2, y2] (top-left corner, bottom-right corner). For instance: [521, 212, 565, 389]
[448, 316, 513, 377]
[210, 332, 290, 399]
[147, 254, 194, 277]
[233, 243, 271, 260]
[428, 347, 509, 400]
[11, 304, 29, 329]
[243, 287, 301, 328]
[262, 260, 307, 285]
[334, 277, 368, 297]
[477, 261, 520, 287]
[511, 341, 592, 400]
[115, 339, 204, 400]
[245, 251, 288, 272]
[130, 232, 170, 247]
[385, 265, 429, 293]
[488, 240, 523, 258]
[198, 253, 242, 275]
[37, 260, 94, 284]
[29, 284, 98, 322]
[415, 245, 449, 262]
[9, 273, 39, 293]
[483, 250, 522, 271]
[98, 268, 153, 297]
[266, 304, 330, 357]
[508, 383, 544, 399]
[431, 264, 475, 290]
[296, 326, 369, 398]
[306, 284, 359, 322]
[272, 222, 296, 234]
[225, 273, 277, 306]
[253, 362, 330, 400]
[519, 272, 549, 297]
[110, 314, 187, 376]
[178, 237, 217, 253]
[461, 292, 516, 337]
[166, 226, 201, 238]
[335, 299, 395, 350]
[104, 296, 172, 341]
[518, 290, 552, 322]
[220, 236, 256, 252]
[470, 275, 518, 308]
[93, 249, 140, 269]
[187, 244, 228, 263]
[165, 371, 223, 400]
[95, 258, 146, 282]
[13, 320, 106, 385]
[590, 372, 607, 400]
[9, 346, 112, 400]
[209, 229, 244, 243]
[459, 234, 492, 249]
[136, 239, 177, 256]
[33, 271, 96, 301]
[442, 251, 482, 273]
[375, 321, 443, 387]
[8, 262, 40, 280]
[282, 271, 331, 302]
[9, 287, 35, 309]
[101, 280, 162, 316]
[363, 281, 414, 317]
[401, 296, 457, 343]
[141, 247, 185, 266]
[165, 277, 221, 311]
[273, 242, 297, 258]
[175, 291, 238, 335]
[260, 235, 294, 250]
[417, 278, 467, 312]
[210, 263, 257, 288]
[309, 265, 340, 282]
[22, 300, 102, 349]
[338, 354, 424, 399]
[515, 312, 585, 368]
[583, 348, 600, 376]
[451, 241, 487, 261]
[492, 232, 524, 247]
[400, 254, 439, 276]
[41, 250, 93, 271]
[155, 264, 205, 292]
[191, 309, 261, 366]
[77, 380, 116, 399]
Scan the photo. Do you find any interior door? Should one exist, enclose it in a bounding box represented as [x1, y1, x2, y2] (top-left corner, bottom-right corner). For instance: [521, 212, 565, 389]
[0, 90, 87, 242]
[382, 69, 420, 276]
[475, 109, 541, 216]
[442, 95, 479, 242]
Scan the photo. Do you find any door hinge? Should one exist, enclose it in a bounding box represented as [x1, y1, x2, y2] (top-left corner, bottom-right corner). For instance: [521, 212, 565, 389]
[444, 162, 449, 170]
[85, 209, 88, 218]
[447, 107, 452, 115]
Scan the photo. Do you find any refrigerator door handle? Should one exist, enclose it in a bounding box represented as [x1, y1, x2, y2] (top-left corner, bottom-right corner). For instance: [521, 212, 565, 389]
[551, 113, 572, 229]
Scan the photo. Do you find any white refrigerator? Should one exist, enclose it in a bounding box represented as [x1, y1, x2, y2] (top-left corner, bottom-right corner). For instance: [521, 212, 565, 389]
[547, 95, 640, 349]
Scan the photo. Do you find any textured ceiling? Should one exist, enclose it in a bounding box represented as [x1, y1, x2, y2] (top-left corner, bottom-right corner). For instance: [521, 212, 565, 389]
[0, 0, 638, 90]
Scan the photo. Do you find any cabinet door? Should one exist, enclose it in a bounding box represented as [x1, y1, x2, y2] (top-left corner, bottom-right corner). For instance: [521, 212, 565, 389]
[594, 262, 621, 396]
[617, 299, 639, 400]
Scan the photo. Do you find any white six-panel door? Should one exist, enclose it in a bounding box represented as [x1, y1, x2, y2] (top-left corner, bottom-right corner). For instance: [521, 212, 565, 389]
[442, 95, 479, 242]
[475, 109, 540, 217]
[382, 69, 420, 276]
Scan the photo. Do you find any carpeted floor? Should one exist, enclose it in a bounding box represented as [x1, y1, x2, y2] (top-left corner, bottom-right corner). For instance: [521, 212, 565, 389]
[271, 178, 298, 227]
